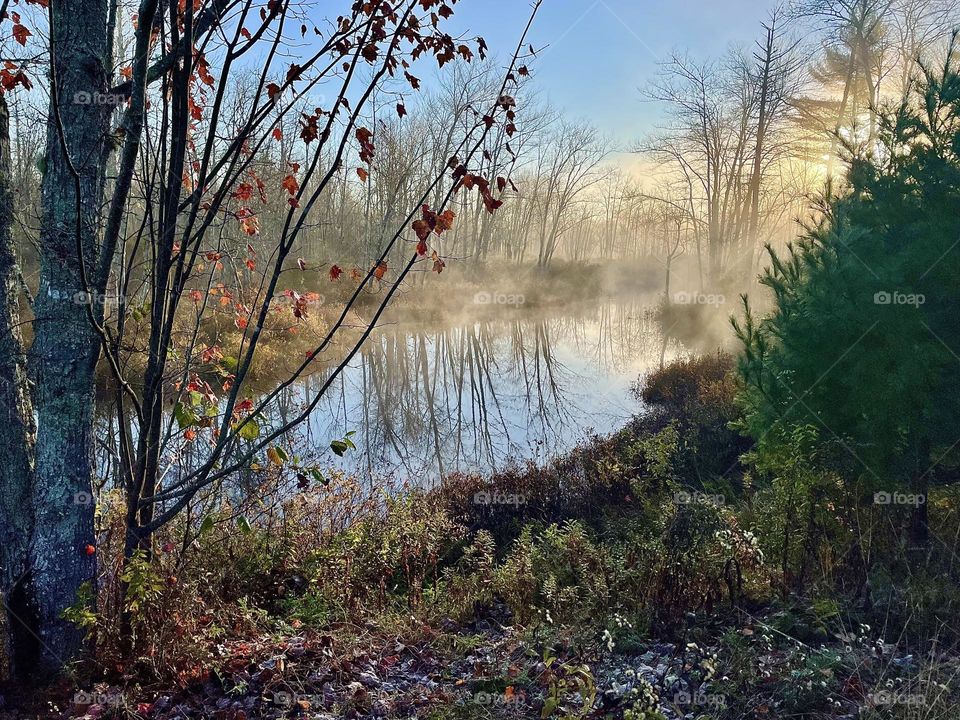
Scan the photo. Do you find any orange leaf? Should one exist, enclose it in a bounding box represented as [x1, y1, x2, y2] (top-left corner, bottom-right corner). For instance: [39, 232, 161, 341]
[436, 209, 456, 232]
[12, 24, 31, 46]
[412, 219, 431, 241]
[281, 174, 299, 195]
[232, 182, 253, 201]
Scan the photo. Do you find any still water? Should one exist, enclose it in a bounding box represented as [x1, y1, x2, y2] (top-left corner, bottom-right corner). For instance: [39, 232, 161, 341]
[95, 295, 707, 488]
[275, 296, 685, 482]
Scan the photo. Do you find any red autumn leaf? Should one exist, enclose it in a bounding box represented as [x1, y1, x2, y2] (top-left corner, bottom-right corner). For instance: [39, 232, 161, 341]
[396, 103, 406, 118]
[0, 68, 32, 92]
[373, 261, 388, 280]
[184, 429, 197, 441]
[416, 239, 428, 256]
[12, 24, 31, 46]
[266, 83, 281, 101]
[281, 174, 299, 195]
[272, 127, 283, 141]
[239, 214, 259, 236]
[233, 182, 253, 201]
[412, 219, 431, 241]
[329, 264, 343, 281]
[436, 209, 456, 233]
[245, 258, 256, 271]
[188, 96, 203, 121]
[356, 127, 375, 163]
[196, 55, 215, 86]
[300, 114, 319, 143]
[357, 167, 368, 182]
[120, 65, 133, 80]
[84, 544, 96, 556]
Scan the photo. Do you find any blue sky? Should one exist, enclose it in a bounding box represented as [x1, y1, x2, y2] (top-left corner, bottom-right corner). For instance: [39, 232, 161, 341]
[444, 0, 781, 145]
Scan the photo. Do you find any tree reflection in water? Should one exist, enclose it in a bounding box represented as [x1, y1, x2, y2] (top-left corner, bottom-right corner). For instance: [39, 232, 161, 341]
[94, 299, 692, 492]
[284, 299, 683, 483]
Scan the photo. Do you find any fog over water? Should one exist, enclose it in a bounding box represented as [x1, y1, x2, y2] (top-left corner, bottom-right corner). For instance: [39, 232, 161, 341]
[286, 295, 687, 482]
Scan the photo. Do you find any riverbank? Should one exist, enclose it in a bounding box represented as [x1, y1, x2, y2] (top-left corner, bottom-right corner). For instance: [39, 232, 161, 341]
[10, 353, 960, 719]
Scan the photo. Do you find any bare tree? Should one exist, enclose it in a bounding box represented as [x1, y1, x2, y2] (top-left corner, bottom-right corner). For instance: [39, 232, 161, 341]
[0, 0, 541, 681]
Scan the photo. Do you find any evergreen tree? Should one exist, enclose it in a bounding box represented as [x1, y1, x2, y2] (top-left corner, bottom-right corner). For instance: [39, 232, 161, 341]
[737, 37, 960, 549]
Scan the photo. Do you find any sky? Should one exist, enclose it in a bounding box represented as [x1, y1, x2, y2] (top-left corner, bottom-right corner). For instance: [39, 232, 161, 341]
[445, 0, 782, 147]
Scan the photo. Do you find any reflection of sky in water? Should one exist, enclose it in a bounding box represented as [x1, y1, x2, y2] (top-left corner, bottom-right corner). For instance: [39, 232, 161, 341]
[282, 298, 682, 483]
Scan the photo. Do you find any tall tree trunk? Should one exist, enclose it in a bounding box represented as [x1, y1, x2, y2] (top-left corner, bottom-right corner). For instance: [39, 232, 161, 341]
[745, 20, 774, 284]
[27, 0, 112, 677]
[0, 92, 39, 680]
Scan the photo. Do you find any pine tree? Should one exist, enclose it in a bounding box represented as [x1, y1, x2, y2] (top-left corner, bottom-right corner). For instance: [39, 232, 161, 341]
[736, 36, 960, 549]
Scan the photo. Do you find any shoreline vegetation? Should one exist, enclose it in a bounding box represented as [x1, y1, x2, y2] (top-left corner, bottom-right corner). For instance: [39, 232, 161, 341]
[93, 257, 722, 397]
[3, 0, 960, 710]
[22, 351, 959, 719]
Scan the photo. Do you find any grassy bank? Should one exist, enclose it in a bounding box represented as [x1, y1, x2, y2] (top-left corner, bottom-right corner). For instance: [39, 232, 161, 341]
[17, 352, 957, 719]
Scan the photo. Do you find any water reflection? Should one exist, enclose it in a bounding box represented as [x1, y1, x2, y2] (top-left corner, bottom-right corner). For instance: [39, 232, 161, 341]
[94, 297, 691, 488]
[282, 297, 682, 481]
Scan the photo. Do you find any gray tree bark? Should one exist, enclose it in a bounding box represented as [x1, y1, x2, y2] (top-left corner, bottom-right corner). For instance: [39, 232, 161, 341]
[0, 91, 39, 680]
[25, 0, 112, 677]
